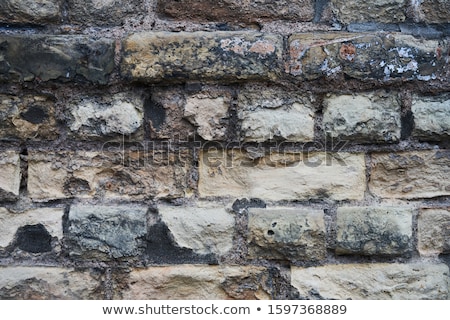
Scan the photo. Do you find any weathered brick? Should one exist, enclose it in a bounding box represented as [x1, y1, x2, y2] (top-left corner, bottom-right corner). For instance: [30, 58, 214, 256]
[291, 263, 449, 299]
[412, 94, 450, 141]
[67, 204, 147, 259]
[330, 0, 407, 24]
[238, 88, 315, 142]
[67, 92, 144, 139]
[184, 94, 230, 141]
[0, 267, 104, 299]
[418, 208, 450, 257]
[0, 207, 63, 253]
[0, 0, 62, 25]
[0, 151, 21, 201]
[159, 204, 234, 256]
[27, 150, 191, 201]
[286, 33, 448, 82]
[121, 32, 282, 83]
[68, 0, 142, 26]
[369, 150, 450, 199]
[0, 35, 114, 84]
[418, 0, 450, 24]
[0, 94, 58, 141]
[199, 150, 366, 201]
[248, 208, 326, 261]
[120, 265, 272, 299]
[323, 91, 401, 143]
[336, 206, 412, 255]
[158, 0, 315, 23]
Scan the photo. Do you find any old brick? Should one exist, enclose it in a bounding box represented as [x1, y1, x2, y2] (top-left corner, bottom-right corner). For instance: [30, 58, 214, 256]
[27, 150, 191, 201]
[0, 151, 21, 201]
[369, 150, 450, 199]
[0, 35, 114, 84]
[67, 93, 144, 139]
[238, 88, 315, 142]
[68, 0, 142, 26]
[286, 33, 448, 82]
[248, 208, 326, 261]
[121, 265, 271, 299]
[336, 206, 412, 255]
[330, 0, 407, 24]
[121, 32, 282, 83]
[0, 94, 58, 141]
[323, 91, 401, 143]
[159, 204, 234, 256]
[291, 263, 449, 299]
[412, 94, 450, 141]
[184, 95, 230, 141]
[418, 0, 450, 24]
[0, 207, 63, 252]
[199, 150, 366, 201]
[158, 0, 314, 23]
[418, 208, 450, 257]
[0, 0, 62, 25]
[0, 267, 104, 299]
[67, 204, 147, 260]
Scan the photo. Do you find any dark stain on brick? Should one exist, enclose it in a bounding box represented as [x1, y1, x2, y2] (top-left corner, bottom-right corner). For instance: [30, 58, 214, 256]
[144, 97, 166, 131]
[401, 109, 414, 139]
[14, 224, 52, 253]
[146, 221, 217, 264]
[232, 198, 266, 213]
[20, 105, 48, 124]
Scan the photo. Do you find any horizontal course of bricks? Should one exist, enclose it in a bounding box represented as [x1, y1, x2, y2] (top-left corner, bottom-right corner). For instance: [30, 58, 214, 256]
[0, 0, 449, 300]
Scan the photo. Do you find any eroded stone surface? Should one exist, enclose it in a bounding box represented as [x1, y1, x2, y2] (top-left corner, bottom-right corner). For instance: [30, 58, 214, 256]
[419, 0, 450, 24]
[292, 263, 449, 299]
[418, 208, 450, 257]
[248, 208, 326, 261]
[412, 94, 450, 141]
[336, 206, 412, 255]
[369, 150, 450, 199]
[0, 0, 62, 25]
[330, 0, 407, 24]
[0, 151, 21, 201]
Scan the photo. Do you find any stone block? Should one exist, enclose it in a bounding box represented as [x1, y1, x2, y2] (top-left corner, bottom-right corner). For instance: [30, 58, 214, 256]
[121, 32, 282, 83]
[369, 150, 450, 199]
[248, 208, 326, 261]
[323, 91, 401, 143]
[67, 204, 147, 259]
[199, 150, 366, 201]
[336, 206, 412, 255]
[292, 263, 449, 299]
[0, 35, 114, 84]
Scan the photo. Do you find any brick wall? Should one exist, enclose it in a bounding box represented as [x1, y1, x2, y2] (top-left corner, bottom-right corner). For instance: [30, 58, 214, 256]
[0, 0, 449, 299]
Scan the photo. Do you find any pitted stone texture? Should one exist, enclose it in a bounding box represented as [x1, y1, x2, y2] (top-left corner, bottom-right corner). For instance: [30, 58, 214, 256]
[0, 151, 21, 201]
[184, 94, 230, 141]
[248, 208, 326, 261]
[27, 150, 191, 201]
[67, 93, 144, 139]
[369, 150, 450, 199]
[0, 94, 58, 141]
[323, 91, 401, 143]
[121, 32, 282, 83]
[412, 94, 450, 141]
[68, 0, 142, 26]
[418, 208, 450, 257]
[0, 0, 62, 25]
[336, 206, 412, 255]
[199, 150, 366, 201]
[121, 265, 271, 300]
[0, 35, 114, 84]
[238, 88, 315, 142]
[418, 0, 450, 24]
[159, 204, 235, 256]
[67, 205, 147, 259]
[0, 267, 104, 299]
[158, 0, 315, 23]
[286, 33, 448, 82]
[0, 207, 63, 249]
[292, 263, 449, 300]
[330, 0, 407, 24]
